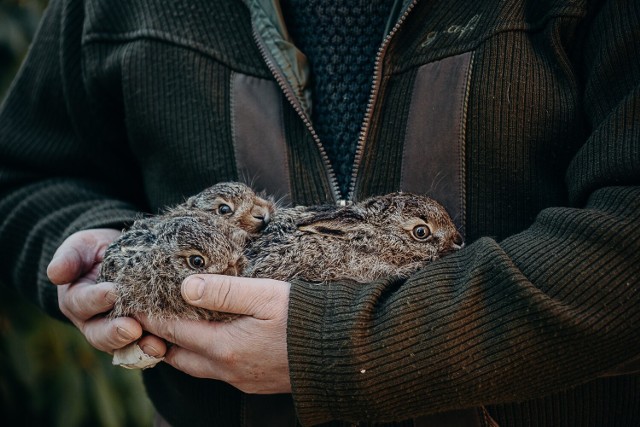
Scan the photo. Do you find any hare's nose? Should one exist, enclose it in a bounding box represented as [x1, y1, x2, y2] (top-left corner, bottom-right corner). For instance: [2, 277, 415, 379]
[252, 208, 270, 226]
[451, 231, 464, 250]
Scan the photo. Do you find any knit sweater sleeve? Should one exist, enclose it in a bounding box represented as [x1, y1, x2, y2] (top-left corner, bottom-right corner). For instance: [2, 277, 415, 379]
[286, 1, 640, 424]
[0, 0, 141, 319]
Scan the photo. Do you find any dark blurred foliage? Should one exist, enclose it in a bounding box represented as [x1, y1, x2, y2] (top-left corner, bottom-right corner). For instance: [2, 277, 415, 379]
[0, 0, 47, 98]
[0, 287, 153, 426]
[0, 1, 154, 425]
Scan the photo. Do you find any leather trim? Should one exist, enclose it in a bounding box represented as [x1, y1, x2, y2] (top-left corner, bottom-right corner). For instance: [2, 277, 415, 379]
[231, 72, 292, 202]
[400, 52, 474, 236]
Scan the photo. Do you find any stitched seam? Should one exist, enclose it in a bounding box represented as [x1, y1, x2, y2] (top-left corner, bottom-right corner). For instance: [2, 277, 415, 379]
[230, 71, 241, 181]
[458, 52, 474, 237]
[83, 30, 264, 76]
[400, 68, 419, 192]
[278, 91, 293, 199]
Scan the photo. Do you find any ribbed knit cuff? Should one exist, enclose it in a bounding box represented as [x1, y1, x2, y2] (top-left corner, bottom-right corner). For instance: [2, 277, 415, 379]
[287, 275, 415, 425]
[287, 279, 333, 425]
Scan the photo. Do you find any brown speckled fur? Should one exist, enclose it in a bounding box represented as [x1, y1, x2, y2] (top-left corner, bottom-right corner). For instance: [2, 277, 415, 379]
[98, 182, 273, 320]
[245, 192, 463, 282]
[98, 184, 463, 321]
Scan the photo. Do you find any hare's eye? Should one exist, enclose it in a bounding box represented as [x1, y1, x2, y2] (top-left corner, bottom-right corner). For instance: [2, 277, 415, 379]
[412, 225, 432, 241]
[217, 204, 233, 215]
[187, 255, 206, 269]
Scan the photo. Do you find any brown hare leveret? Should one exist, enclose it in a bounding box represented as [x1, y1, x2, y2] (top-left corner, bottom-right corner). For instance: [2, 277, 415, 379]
[244, 192, 463, 282]
[100, 182, 273, 323]
[98, 213, 247, 369]
[98, 181, 272, 369]
[165, 181, 275, 236]
[99, 214, 247, 322]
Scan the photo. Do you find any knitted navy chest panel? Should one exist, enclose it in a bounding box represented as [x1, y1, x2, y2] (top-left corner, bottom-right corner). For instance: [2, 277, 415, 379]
[281, 0, 395, 197]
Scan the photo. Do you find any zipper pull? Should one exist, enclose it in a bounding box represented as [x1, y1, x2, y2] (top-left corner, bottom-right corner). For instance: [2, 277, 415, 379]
[337, 199, 352, 207]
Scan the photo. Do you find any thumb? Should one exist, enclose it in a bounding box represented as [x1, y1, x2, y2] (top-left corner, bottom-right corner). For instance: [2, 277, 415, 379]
[47, 229, 121, 285]
[182, 274, 289, 319]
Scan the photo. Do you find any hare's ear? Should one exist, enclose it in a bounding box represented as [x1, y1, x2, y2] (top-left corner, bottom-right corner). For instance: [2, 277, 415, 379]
[297, 209, 362, 238]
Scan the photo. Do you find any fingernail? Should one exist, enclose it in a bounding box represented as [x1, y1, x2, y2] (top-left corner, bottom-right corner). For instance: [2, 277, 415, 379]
[117, 327, 134, 341]
[183, 277, 205, 301]
[141, 344, 160, 358]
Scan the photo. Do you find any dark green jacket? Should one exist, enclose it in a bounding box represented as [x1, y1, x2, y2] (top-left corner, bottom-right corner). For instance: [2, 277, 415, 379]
[0, 0, 639, 426]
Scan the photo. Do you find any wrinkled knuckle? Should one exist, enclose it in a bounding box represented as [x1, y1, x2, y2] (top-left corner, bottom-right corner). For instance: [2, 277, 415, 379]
[259, 280, 288, 316]
[108, 325, 123, 345]
[84, 326, 108, 352]
[247, 295, 265, 315]
[158, 322, 178, 344]
[219, 348, 239, 370]
[214, 277, 235, 310]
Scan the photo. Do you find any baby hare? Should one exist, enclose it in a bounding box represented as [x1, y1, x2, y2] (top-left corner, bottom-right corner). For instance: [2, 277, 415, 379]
[99, 214, 247, 322]
[245, 192, 463, 282]
[165, 181, 275, 235]
[98, 181, 273, 368]
[100, 182, 272, 321]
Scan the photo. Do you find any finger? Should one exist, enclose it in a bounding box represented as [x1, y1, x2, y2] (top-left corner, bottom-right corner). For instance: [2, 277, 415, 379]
[137, 334, 168, 358]
[181, 275, 289, 319]
[57, 281, 118, 322]
[163, 346, 230, 381]
[47, 229, 121, 285]
[48, 243, 87, 285]
[82, 316, 143, 353]
[164, 345, 291, 394]
[138, 314, 228, 354]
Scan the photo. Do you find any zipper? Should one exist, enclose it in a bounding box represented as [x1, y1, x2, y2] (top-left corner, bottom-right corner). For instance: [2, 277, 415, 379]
[347, 0, 419, 201]
[250, 0, 419, 206]
[250, 29, 343, 204]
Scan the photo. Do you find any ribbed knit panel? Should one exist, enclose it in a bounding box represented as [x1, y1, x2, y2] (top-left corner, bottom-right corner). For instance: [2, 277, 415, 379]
[567, 0, 640, 204]
[281, 0, 394, 197]
[0, 0, 142, 319]
[464, 27, 584, 241]
[387, 0, 586, 75]
[84, 0, 268, 77]
[489, 376, 640, 427]
[114, 40, 239, 208]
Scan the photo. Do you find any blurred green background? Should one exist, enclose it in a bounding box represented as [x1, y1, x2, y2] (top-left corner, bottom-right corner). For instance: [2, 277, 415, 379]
[0, 1, 154, 425]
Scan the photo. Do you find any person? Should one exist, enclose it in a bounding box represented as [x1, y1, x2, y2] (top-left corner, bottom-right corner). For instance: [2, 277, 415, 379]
[1, 0, 639, 426]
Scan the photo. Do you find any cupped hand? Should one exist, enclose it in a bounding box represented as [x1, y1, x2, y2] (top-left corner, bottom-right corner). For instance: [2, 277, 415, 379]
[47, 228, 165, 356]
[139, 274, 291, 394]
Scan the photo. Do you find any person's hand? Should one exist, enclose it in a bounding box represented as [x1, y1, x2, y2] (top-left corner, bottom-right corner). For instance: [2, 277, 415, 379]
[47, 228, 166, 357]
[139, 274, 291, 394]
